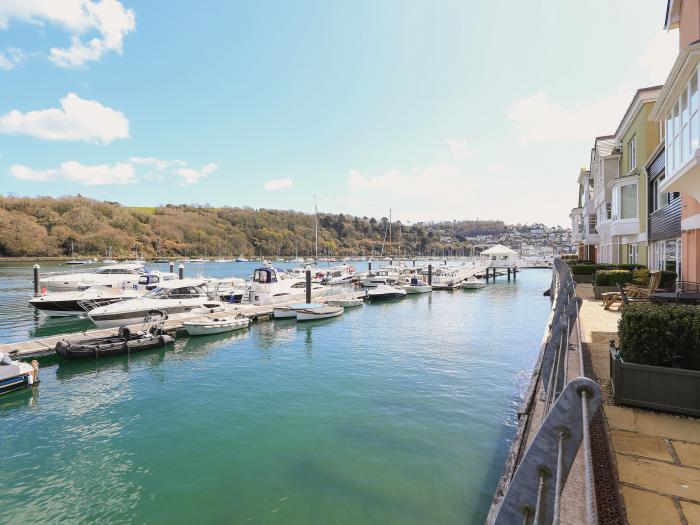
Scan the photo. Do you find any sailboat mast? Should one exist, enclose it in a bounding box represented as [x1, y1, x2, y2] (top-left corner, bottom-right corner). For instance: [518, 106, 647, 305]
[314, 195, 319, 261]
[389, 209, 392, 258]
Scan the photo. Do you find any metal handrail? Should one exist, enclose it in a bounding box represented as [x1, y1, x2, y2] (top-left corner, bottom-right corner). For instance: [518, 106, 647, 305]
[488, 258, 601, 525]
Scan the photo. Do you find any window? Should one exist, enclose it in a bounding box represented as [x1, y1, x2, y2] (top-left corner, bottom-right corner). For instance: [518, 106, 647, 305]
[605, 202, 612, 220]
[620, 184, 638, 219]
[588, 214, 597, 232]
[629, 244, 638, 264]
[628, 135, 637, 172]
[667, 66, 700, 177]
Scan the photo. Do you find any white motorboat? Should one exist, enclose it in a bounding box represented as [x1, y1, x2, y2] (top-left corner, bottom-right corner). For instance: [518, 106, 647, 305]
[40, 263, 149, 291]
[235, 256, 249, 262]
[183, 315, 250, 336]
[326, 297, 364, 307]
[360, 266, 404, 287]
[366, 284, 407, 300]
[273, 303, 324, 319]
[28, 286, 143, 317]
[295, 305, 343, 321]
[0, 352, 39, 396]
[88, 278, 223, 328]
[248, 265, 325, 305]
[401, 277, 432, 294]
[463, 276, 486, 289]
[320, 264, 357, 286]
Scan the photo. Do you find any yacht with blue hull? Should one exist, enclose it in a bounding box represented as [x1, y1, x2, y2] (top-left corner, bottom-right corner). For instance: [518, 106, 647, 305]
[0, 353, 39, 396]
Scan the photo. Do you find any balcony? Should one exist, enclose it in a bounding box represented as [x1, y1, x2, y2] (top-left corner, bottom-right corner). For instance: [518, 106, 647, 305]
[649, 197, 682, 242]
[660, 149, 700, 202]
[610, 217, 640, 237]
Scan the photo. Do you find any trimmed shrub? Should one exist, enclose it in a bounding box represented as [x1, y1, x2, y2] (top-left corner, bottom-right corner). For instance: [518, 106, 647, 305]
[595, 263, 614, 270]
[619, 303, 700, 370]
[594, 270, 633, 287]
[571, 264, 596, 276]
[632, 268, 651, 286]
[618, 263, 646, 271]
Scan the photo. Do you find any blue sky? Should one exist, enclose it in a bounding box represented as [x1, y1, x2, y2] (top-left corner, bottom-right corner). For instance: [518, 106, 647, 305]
[0, 0, 677, 225]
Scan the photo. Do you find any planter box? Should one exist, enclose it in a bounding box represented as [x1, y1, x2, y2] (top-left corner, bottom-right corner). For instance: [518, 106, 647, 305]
[593, 285, 618, 299]
[573, 274, 594, 283]
[610, 349, 700, 416]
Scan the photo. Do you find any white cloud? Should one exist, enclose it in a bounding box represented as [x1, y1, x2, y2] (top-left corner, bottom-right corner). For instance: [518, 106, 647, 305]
[0, 47, 25, 71]
[0, 0, 135, 69]
[128, 156, 185, 171]
[444, 137, 476, 160]
[0, 92, 129, 144]
[264, 178, 293, 191]
[487, 163, 505, 173]
[638, 29, 678, 84]
[9, 157, 217, 186]
[10, 161, 135, 185]
[175, 162, 218, 185]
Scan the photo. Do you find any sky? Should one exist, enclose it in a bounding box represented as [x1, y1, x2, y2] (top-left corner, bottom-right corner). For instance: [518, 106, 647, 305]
[0, 0, 679, 226]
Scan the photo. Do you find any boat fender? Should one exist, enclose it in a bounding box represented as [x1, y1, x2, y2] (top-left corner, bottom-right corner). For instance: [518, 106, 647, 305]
[27, 372, 33, 386]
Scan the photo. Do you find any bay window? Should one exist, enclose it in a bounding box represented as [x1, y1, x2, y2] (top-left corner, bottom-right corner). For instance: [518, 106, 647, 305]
[666, 65, 700, 178]
[612, 182, 638, 221]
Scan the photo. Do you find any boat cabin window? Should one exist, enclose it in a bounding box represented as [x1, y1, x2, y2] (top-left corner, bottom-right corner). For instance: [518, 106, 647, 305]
[96, 268, 141, 275]
[139, 275, 160, 285]
[147, 285, 206, 298]
[291, 282, 306, 288]
[253, 269, 277, 283]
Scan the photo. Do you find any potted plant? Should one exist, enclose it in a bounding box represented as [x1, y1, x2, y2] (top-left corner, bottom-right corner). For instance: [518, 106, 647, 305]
[610, 303, 700, 416]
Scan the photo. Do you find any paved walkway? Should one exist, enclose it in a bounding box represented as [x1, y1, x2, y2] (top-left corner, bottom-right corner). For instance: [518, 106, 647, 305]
[577, 283, 700, 524]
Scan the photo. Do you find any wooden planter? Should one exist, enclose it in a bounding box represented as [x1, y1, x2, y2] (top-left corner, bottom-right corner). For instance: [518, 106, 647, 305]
[610, 348, 700, 416]
[593, 285, 618, 299]
[572, 274, 594, 283]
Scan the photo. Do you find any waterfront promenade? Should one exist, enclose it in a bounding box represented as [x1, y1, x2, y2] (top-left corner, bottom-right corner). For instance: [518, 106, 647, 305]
[577, 284, 700, 524]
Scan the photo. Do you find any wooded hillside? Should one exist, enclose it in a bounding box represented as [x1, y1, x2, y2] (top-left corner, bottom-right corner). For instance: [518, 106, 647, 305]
[0, 195, 509, 258]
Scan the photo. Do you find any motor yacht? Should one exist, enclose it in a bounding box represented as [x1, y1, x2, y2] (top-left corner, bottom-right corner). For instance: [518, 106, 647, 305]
[248, 265, 325, 305]
[320, 264, 357, 286]
[401, 277, 432, 294]
[88, 278, 223, 328]
[29, 286, 142, 317]
[360, 266, 404, 287]
[463, 276, 486, 289]
[366, 284, 407, 300]
[40, 263, 150, 291]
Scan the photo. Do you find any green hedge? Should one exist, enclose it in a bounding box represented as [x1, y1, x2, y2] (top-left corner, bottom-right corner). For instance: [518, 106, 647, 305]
[618, 263, 646, 271]
[571, 264, 596, 275]
[594, 270, 633, 286]
[619, 303, 700, 370]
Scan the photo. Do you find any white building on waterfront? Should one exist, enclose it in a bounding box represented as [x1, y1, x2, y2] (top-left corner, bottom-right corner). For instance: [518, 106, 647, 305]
[480, 244, 518, 267]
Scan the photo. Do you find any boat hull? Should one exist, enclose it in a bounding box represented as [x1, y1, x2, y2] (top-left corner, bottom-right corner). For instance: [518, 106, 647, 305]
[403, 285, 432, 294]
[0, 373, 35, 396]
[296, 307, 343, 321]
[55, 334, 174, 359]
[183, 318, 250, 336]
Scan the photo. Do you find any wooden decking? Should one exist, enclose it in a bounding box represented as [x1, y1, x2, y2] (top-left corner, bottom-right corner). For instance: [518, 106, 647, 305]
[0, 291, 367, 360]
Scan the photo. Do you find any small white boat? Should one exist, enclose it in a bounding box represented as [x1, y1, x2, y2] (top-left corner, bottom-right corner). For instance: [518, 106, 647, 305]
[296, 305, 344, 321]
[326, 297, 364, 307]
[273, 303, 324, 319]
[463, 276, 486, 289]
[183, 315, 250, 336]
[367, 284, 407, 300]
[0, 352, 39, 396]
[235, 256, 249, 262]
[401, 277, 432, 294]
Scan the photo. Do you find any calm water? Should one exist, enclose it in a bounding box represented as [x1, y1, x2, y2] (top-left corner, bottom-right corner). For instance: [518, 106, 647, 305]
[0, 261, 550, 524]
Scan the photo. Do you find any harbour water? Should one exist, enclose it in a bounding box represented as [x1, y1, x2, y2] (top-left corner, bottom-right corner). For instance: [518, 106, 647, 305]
[0, 261, 550, 524]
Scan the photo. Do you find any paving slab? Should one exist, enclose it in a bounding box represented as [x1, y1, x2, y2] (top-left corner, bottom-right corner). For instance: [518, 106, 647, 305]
[673, 440, 700, 469]
[619, 485, 681, 525]
[611, 429, 674, 462]
[606, 406, 700, 443]
[616, 454, 700, 501]
[681, 500, 700, 524]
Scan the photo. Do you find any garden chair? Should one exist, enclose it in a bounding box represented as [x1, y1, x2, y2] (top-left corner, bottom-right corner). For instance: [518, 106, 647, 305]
[625, 271, 661, 299]
[616, 284, 651, 310]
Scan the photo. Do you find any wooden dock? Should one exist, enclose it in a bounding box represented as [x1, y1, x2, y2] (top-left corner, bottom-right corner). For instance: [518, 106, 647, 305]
[0, 290, 367, 360]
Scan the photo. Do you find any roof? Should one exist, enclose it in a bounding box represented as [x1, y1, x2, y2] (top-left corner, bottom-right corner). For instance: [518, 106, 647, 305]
[613, 86, 663, 141]
[665, 0, 679, 30]
[595, 136, 616, 157]
[481, 244, 517, 255]
[156, 277, 207, 289]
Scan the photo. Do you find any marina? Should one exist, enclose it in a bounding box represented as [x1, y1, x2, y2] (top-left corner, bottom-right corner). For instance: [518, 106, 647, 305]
[0, 259, 550, 524]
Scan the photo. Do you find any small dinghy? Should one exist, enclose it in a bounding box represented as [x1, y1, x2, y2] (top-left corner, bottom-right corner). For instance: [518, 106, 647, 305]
[55, 311, 174, 359]
[0, 352, 39, 396]
[462, 276, 486, 289]
[183, 315, 250, 336]
[401, 277, 432, 294]
[295, 305, 344, 321]
[326, 297, 364, 308]
[367, 284, 407, 301]
[273, 303, 324, 319]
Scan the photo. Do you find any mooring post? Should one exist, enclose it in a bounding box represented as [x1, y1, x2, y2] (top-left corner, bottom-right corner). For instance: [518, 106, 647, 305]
[33, 264, 40, 296]
[368, 261, 372, 272]
[305, 267, 312, 303]
[169, 261, 174, 273]
[428, 264, 432, 286]
[178, 264, 184, 280]
[413, 259, 416, 267]
[486, 267, 490, 283]
[508, 267, 511, 281]
[514, 267, 517, 281]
